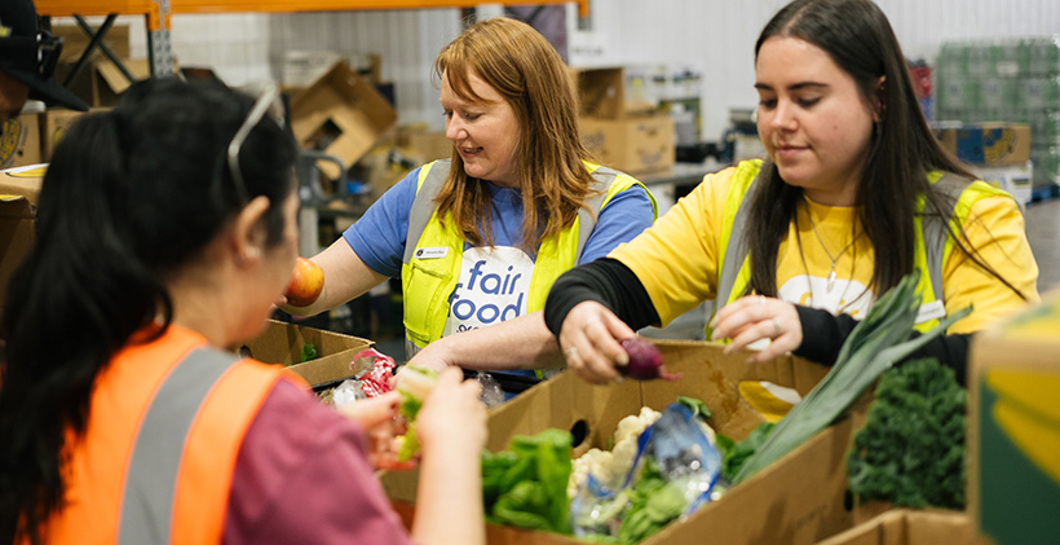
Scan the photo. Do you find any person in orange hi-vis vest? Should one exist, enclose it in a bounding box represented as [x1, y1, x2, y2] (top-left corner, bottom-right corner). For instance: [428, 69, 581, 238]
[0, 77, 486, 545]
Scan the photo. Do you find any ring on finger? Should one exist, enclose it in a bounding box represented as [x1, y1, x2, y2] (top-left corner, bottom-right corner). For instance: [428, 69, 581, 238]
[771, 317, 782, 337]
[757, 295, 766, 305]
[564, 346, 579, 360]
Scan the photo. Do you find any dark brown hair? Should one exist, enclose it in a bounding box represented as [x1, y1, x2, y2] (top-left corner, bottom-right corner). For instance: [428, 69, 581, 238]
[745, 0, 1022, 300]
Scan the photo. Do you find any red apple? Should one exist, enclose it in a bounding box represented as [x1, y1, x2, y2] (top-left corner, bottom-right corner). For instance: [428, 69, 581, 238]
[285, 256, 324, 307]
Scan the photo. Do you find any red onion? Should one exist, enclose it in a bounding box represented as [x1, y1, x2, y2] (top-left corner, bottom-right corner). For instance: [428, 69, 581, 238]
[619, 338, 681, 381]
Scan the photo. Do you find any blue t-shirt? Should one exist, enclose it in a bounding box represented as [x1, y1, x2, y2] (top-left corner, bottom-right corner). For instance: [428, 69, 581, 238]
[343, 165, 655, 382]
[345, 166, 655, 277]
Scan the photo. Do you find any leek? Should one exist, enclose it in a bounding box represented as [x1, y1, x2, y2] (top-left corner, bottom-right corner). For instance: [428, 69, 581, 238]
[732, 271, 971, 483]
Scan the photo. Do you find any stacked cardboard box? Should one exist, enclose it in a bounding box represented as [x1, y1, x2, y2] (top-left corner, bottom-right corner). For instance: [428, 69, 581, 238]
[932, 121, 1034, 205]
[936, 37, 1060, 192]
[572, 67, 676, 175]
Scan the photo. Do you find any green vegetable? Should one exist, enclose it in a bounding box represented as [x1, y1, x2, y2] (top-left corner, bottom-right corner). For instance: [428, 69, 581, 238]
[716, 422, 775, 482]
[399, 395, 422, 421]
[482, 429, 573, 534]
[614, 457, 687, 544]
[300, 343, 318, 362]
[733, 271, 972, 483]
[394, 365, 438, 461]
[395, 423, 420, 462]
[847, 358, 967, 509]
[676, 396, 713, 421]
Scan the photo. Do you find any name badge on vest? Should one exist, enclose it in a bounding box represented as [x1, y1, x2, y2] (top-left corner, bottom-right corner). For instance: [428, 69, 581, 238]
[915, 300, 946, 324]
[414, 247, 448, 260]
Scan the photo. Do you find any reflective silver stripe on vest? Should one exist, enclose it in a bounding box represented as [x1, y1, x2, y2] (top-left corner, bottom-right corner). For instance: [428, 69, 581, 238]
[715, 172, 761, 310]
[716, 171, 963, 314]
[402, 160, 615, 264]
[118, 347, 241, 545]
[922, 172, 965, 308]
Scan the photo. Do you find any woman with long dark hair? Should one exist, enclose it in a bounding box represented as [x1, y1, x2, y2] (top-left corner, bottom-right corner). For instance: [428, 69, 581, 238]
[0, 78, 486, 545]
[544, 0, 1038, 386]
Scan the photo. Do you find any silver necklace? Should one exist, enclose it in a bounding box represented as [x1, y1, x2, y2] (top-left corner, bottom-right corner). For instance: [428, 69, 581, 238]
[807, 212, 863, 292]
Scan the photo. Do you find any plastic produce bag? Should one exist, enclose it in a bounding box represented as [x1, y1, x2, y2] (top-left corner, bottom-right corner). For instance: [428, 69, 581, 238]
[475, 371, 506, 408]
[351, 348, 397, 398]
[571, 403, 721, 544]
[331, 378, 364, 407]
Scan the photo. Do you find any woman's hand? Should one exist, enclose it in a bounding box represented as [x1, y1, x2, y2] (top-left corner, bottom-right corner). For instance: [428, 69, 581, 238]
[405, 339, 454, 375]
[415, 367, 487, 457]
[335, 391, 416, 471]
[709, 295, 802, 363]
[558, 301, 637, 385]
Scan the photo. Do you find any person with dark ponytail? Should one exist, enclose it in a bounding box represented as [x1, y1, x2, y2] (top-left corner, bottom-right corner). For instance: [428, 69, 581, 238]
[544, 0, 1039, 386]
[0, 78, 486, 545]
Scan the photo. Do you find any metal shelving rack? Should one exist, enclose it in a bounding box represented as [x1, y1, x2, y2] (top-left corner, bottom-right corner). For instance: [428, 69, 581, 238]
[36, 0, 589, 77]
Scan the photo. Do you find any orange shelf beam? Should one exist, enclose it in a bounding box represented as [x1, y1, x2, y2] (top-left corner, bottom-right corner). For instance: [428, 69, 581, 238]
[37, 0, 590, 18]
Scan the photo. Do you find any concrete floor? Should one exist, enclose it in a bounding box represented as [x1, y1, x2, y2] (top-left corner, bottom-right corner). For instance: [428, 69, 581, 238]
[1026, 197, 1060, 295]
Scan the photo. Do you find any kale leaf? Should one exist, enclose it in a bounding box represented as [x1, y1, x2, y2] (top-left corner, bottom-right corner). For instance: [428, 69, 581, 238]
[847, 357, 967, 509]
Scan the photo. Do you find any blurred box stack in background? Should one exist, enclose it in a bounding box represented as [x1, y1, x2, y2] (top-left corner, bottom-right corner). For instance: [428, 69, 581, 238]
[572, 66, 676, 175]
[936, 37, 1060, 201]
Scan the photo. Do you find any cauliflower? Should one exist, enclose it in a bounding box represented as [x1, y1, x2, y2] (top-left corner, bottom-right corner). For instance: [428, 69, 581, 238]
[567, 407, 662, 499]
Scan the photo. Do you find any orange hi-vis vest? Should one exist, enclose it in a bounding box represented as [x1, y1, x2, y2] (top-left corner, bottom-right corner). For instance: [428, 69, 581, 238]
[35, 324, 293, 544]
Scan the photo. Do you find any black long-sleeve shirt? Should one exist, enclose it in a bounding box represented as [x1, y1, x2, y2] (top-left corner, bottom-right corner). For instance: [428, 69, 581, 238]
[544, 258, 971, 385]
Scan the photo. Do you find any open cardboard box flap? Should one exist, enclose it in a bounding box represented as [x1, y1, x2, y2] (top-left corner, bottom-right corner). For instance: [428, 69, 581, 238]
[816, 509, 985, 545]
[384, 339, 859, 545]
[238, 319, 373, 388]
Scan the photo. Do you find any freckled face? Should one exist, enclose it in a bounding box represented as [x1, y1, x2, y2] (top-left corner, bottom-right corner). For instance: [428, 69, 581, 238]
[441, 71, 521, 188]
[755, 36, 878, 206]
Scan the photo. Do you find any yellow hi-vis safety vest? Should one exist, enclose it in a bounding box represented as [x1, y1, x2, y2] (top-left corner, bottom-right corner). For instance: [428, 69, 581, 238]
[400, 159, 657, 357]
[711, 159, 1012, 337]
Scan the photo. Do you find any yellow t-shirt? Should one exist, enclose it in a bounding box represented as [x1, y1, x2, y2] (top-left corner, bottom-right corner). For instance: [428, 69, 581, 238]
[609, 165, 1039, 334]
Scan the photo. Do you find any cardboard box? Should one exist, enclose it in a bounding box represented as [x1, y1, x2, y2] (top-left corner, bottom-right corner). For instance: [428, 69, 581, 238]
[974, 160, 1033, 207]
[41, 108, 111, 161]
[570, 67, 626, 119]
[290, 61, 397, 180]
[52, 24, 131, 64]
[816, 509, 987, 545]
[968, 289, 1060, 545]
[934, 122, 1032, 166]
[397, 126, 452, 164]
[238, 319, 372, 388]
[579, 114, 675, 174]
[383, 339, 861, 545]
[54, 57, 151, 108]
[0, 164, 45, 316]
[0, 112, 42, 169]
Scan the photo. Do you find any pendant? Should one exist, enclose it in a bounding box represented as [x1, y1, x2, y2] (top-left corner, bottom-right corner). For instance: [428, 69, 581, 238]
[827, 269, 837, 292]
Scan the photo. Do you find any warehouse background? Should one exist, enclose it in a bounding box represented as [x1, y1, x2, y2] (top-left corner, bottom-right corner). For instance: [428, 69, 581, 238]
[89, 0, 1060, 140]
[40, 1, 1060, 295]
